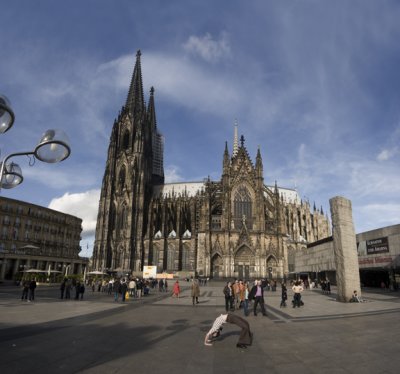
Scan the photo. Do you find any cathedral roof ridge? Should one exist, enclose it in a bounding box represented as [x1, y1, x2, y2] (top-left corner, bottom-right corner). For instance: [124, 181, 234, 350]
[158, 181, 206, 187]
[153, 181, 206, 198]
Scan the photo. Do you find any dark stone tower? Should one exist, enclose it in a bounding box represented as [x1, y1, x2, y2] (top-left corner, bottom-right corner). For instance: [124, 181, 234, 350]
[92, 51, 164, 272]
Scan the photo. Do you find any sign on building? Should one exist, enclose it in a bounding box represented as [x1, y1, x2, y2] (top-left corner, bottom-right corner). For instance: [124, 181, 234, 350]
[143, 266, 157, 279]
[366, 237, 389, 255]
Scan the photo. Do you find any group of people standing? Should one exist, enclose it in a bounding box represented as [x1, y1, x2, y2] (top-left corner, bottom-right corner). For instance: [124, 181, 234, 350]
[223, 279, 268, 317]
[21, 279, 36, 302]
[60, 278, 85, 300]
[222, 278, 308, 314]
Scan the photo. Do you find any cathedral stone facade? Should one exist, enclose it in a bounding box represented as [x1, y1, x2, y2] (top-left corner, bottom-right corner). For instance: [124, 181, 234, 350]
[92, 51, 331, 279]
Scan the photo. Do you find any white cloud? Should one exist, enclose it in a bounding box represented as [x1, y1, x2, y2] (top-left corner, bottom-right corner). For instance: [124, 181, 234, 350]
[22, 163, 98, 190]
[377, 149, 390, 161]
[142, 52, 243, 117]
[377, 147, 398, 161]
[164, 165, 184, 183]
[48, 189, 100, 237]
[183, 32, 231, 63]
[356, 203, 400, 231]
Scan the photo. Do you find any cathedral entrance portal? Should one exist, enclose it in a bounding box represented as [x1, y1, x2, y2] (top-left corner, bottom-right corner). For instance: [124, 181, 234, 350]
[238, 265, 250, 280]
[235, 245, 254, 280]
[266, 255, 278, 280]
[211, 254, 223, 278]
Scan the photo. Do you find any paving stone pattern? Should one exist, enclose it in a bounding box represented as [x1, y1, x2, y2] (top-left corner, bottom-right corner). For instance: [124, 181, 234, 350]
[0, 282, 399, 374]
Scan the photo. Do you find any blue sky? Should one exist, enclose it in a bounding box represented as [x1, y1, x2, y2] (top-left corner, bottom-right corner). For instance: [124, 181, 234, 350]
[1, 0, 399, 257]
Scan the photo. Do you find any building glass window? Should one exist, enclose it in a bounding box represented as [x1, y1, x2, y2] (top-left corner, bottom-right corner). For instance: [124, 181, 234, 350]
[233, 186, 253, 229]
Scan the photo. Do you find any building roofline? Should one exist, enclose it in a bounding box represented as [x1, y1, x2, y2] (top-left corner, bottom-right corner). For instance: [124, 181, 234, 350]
[0, 196, 82, 222]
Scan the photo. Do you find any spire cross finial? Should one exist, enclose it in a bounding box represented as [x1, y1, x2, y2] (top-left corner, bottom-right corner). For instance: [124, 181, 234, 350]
[136, 50, 141, 58]
[233, 120, 239, 157]
[240, 135, 245, 147]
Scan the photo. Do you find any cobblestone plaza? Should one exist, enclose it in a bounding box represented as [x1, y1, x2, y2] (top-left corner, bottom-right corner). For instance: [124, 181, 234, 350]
[1, 281, 399, 373]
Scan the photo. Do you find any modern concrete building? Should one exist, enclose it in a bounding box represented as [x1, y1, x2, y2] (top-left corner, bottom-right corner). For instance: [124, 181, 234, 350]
[0, 196, 88, 281]
[294, 223, 400, 289]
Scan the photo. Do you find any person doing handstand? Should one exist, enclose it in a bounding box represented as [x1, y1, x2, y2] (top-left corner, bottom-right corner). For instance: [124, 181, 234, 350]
[204, 313, 253, 349]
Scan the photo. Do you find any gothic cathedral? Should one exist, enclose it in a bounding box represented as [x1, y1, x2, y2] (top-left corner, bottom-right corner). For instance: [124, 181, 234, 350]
[92, 51, 331, 279]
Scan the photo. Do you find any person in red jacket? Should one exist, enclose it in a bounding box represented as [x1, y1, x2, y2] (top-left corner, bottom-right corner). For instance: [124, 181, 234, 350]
[172, 280, 181, 298]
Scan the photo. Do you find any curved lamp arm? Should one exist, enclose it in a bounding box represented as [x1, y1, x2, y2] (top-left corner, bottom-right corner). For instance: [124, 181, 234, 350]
[0, 151, 34, 191]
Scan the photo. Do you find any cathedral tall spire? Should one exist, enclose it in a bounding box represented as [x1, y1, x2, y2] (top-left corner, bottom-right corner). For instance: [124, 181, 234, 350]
[255, 146, 263, 178]
[223, 141, 230, 170]
[232, 119, 239, 157]
[125, 50, 145, 115]
[147, 86, 157, 130]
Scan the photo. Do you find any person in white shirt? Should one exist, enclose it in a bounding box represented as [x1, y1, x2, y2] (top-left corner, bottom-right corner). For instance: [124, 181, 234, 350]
[204, 313, 253, 349]
[292, 280, 304, 308]
[128, 279, 136, 297]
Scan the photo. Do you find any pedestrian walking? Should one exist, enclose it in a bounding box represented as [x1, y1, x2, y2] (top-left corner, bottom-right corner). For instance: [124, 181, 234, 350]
[280, 283, 287, 307]
[21, 280, 29, 301]
[232, 280, 241, 310]
[158, 279, 164, 292]
[248, 280, 267, 316]
[292, 280, 304, 308]
[223, 281, 234, 312]
[108, 279, 113, 295]
[326, 280, 331, 295]
[129, 279, 136, 297]
[136, 278, 143, 298]
[121, 280, 128, 302]
[79, 282, 85, 300]
[65, 280, 72, 299]
[172, 280, 180, 298]
[191, 279, 200, 305]
[60, 279, 66, 299]
[75, 281, 81, 300]
[243, 281, 250, 316]
[29, 279, 37, 301]
[113, 279, 121, 301]
[204, 313, 253, 349]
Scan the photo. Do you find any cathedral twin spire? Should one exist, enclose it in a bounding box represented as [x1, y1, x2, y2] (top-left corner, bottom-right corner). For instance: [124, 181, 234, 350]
[119, 50, 164, 182]
[125, 50, 145, 116]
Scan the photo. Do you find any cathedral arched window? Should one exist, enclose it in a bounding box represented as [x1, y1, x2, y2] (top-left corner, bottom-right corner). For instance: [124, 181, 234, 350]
[119, 204, 128, 230]
[152, 245, 159, 268]
[233, 185, 253, 229]
[167, 246, 175, 271]
[122, 130, 130, 150]
[181, 243, 192, 270]
[118, 167, 126, 190]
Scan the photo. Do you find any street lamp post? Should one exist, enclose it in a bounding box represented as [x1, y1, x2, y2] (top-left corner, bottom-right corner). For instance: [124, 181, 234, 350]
[0, 94, 70, 191]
